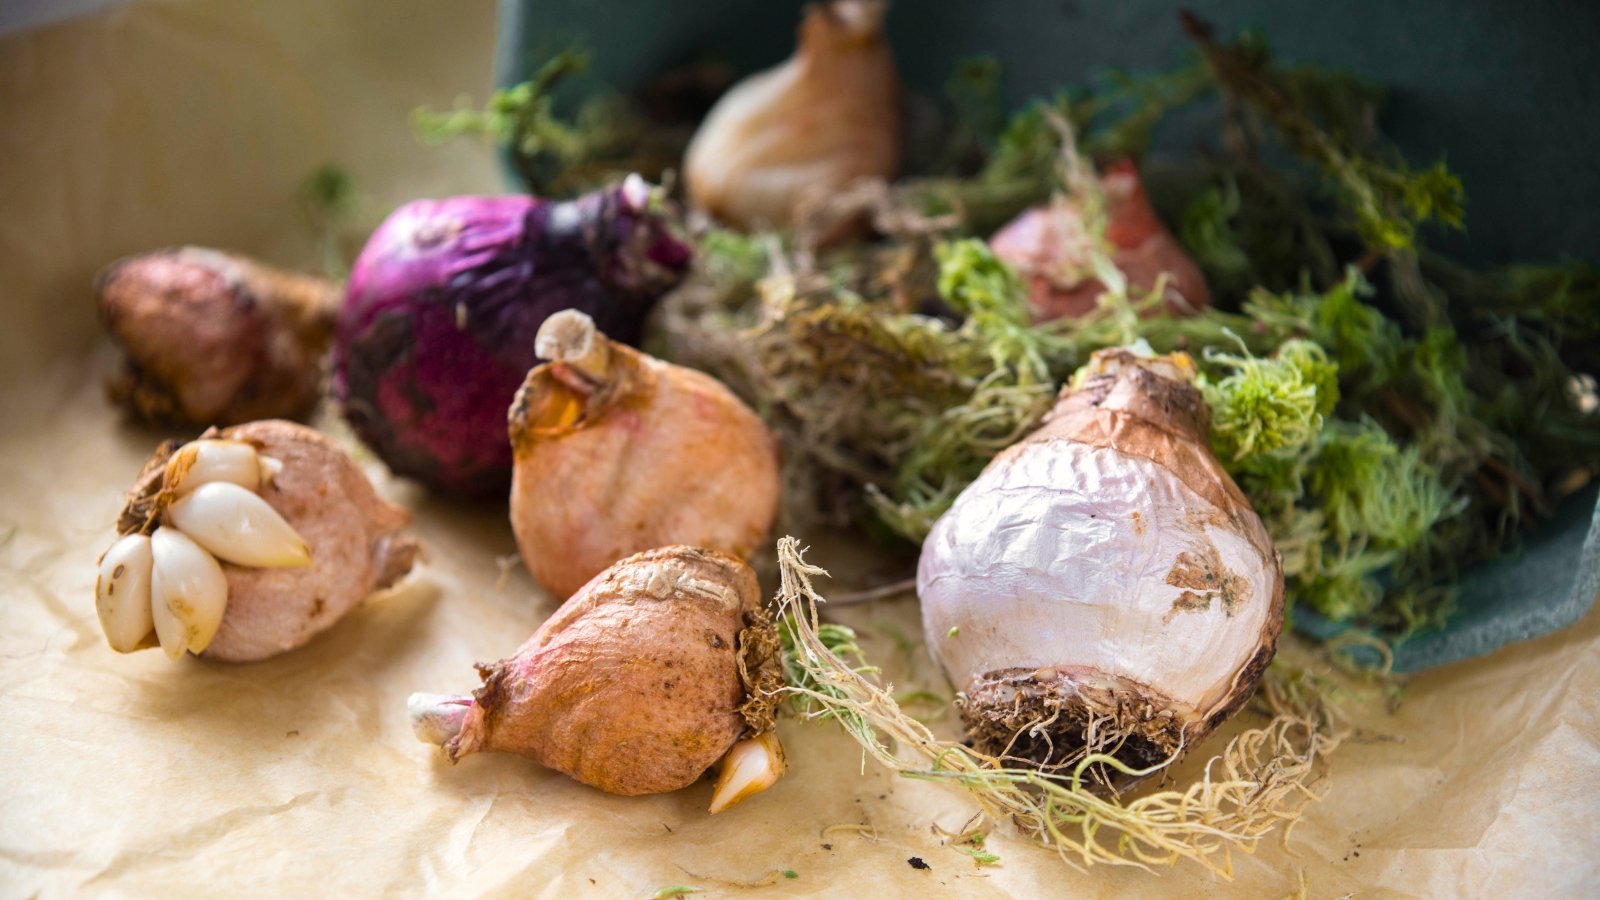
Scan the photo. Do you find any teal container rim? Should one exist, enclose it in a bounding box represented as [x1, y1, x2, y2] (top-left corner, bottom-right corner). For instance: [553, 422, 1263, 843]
[1296, 486, 1600, 673]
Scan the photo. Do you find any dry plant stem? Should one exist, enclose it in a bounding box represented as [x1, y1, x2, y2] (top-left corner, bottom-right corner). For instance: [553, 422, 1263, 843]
[775, 537, 1343, 877]
[672, 866, 796, 890]
[535, 309, 614, 389]
[827, 576, 918, 606]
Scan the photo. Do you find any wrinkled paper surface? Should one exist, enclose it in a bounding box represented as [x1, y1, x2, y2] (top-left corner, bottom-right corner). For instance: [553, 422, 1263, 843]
[2, 2, 1597, 897]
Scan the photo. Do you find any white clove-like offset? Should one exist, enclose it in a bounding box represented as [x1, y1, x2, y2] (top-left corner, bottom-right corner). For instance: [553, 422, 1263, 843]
[94, 533, 155, 653]
[162, 438, 283, 496]
[148, 526, 230, 660]
[709, 731, 787, 814]
[166, 482, 311, 568]
[96, 423, 420, 662]
[95, 438, 309, 659]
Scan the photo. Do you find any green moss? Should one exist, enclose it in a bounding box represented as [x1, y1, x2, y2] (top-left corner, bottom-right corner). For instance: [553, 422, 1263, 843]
[936, 239, 1027, 324]
[1312, 421, 1460, 550]
[1201, 338, 1336, 461]
[1244, 270, 1405, 388]
[1187, 20, 1465, 252]
[698, 228, 770, 284]
[1179, 182, 1252, 291]
[296, 164, 358, 278]
[412, 50, 593, 194]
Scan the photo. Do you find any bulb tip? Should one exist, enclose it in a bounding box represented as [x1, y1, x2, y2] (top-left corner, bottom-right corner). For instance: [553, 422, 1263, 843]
[620, 173, 653, 213]
[408, 693, 473, 746]
[708, 732, 787, 814]
[259, 455, 284, 484]
[535, 310, 598, 363]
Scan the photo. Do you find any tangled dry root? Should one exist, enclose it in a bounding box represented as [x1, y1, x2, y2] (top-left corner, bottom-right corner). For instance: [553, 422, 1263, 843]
[736, 606, 786, 735]
[959, 668, 1190, 786]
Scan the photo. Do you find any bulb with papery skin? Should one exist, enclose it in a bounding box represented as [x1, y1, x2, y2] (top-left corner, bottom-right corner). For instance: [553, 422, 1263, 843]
[334, 178, 692, 496]
[919, 347, 1282, 781]
[989, 160, 1211, 322]
[408, 546, 784, 809]
[507, 310, 781, 601]
[97, 248, 338, 426]
[684, 0, 901, 236]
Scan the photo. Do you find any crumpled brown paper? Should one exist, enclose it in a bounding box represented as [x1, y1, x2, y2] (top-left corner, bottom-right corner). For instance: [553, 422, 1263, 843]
[2, 2, 1597, 897]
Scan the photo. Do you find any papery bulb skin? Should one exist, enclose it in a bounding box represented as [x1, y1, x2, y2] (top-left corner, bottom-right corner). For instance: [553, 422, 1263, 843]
[114, 420, 421, 662]
[418, 547, 774, 797]
[334, 179, 692, 495]
[508, 311, 780, 601]
[918, 348, 1282, 776]
[684, 0, 901, 235]
[989, 160, 1211, 322]
[98, 248, 339, 426]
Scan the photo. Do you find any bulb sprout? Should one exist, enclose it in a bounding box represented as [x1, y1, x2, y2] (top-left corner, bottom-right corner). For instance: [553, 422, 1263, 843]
[708, 730, 787, 814]
[408, 693, 474, 746]
[535, 309, 612, 386]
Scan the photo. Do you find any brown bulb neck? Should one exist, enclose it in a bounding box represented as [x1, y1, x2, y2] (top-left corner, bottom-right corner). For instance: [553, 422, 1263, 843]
[512, 310, 642, 443]
[1051, 350, 1210, 445]
[801, 0, 887, 54]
